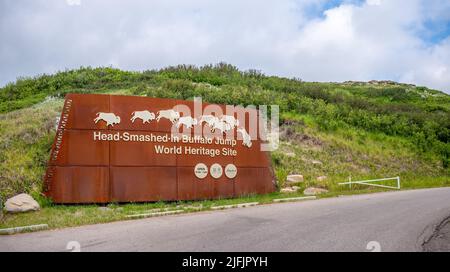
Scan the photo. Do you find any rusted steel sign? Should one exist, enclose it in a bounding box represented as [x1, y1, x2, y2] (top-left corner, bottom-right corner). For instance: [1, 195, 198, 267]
[43, 93, 276, 203]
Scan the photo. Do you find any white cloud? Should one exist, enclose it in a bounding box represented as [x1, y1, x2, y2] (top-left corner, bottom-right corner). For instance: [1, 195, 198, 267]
[66, 0, 81, 6]
[366, 0, 382, 6]
[263, 0, 450, 92]
[0, 0, 449, 93]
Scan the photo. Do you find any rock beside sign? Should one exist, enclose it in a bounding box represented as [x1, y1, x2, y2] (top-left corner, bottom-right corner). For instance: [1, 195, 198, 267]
[311, 160, 323, 165]
[284, 152, 296, 157]
[281, 186, 300, 193]
[316, 176, 327, 182]
[286, 174, 304, 184]
[4, 194, 40, 213]
[303, 187, 329, 196]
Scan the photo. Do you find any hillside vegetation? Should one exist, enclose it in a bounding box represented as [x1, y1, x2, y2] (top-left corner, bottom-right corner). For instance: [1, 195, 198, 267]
[0, 63, 449, 201]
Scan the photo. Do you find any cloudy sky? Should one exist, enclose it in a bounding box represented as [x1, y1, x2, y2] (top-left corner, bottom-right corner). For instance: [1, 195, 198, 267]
[1, 0, 450, 93]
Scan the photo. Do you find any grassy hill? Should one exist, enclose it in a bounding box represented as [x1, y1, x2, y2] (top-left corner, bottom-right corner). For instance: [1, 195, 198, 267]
[0, 63, 449, 202]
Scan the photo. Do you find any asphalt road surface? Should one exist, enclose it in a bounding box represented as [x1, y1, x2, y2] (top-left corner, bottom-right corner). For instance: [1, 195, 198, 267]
[1, 188, 450, 252]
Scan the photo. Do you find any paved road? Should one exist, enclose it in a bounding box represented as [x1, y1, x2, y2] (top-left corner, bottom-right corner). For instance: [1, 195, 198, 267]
[1, 188, 450, 252]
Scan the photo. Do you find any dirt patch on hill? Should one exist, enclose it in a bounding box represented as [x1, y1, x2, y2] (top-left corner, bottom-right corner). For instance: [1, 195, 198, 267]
[280, 125, 324, 150]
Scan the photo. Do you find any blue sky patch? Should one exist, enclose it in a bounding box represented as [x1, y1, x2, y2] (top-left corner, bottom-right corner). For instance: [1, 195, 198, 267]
[419, 19, 450, 44]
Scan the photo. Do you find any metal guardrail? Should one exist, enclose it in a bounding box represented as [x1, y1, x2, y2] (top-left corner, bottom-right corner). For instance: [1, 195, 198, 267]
[338, 176, 401, 190]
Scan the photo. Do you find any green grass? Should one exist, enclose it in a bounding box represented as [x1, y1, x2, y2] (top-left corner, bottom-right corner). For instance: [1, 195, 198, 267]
[273, 113, 448, 190]
[0, 98, 63, 201]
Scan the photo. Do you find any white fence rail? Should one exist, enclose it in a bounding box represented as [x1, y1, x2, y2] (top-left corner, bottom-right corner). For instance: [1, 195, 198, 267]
[338, 176, 400, 190]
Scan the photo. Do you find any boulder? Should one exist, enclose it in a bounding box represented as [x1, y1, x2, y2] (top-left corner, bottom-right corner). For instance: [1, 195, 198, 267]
[284, 152, 296, 157]
[280, 188, 293, 193]
[311, 160, 323, 165]
[281, 186, 301, 193]
[286, 174, 304, 184]
[280, 187, 295, 193]
[4, 194, 40, 213]
[316, 176, 327, 182]
[303, 187, 329, 196]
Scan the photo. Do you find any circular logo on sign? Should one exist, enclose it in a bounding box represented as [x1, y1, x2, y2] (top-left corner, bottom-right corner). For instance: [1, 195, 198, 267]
[224, 164, 237, 179]
[210, 163, 223, 179]
[194, 163, 208, 179]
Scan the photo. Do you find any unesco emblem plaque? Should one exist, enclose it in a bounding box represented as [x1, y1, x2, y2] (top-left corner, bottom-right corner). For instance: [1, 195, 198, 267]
[43, 93, 276, 203]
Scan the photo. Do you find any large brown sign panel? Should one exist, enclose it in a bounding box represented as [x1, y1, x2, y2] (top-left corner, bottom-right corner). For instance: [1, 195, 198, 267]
[43, 93, 276, 203]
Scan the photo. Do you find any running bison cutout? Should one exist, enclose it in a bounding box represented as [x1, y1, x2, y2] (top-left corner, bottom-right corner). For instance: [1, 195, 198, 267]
[211, 120, 232, 134]
[94, 112, 121, 127]
[199, 115, 218, 127]
[156, 109, 180, 124]
[220, 115, 239, 128]
[176, 116, 198, 129]
[130, 110, 156, 124]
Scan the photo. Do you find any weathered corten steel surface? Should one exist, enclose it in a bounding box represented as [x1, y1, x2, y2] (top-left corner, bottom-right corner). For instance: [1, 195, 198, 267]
[44, 93, 276, 203]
